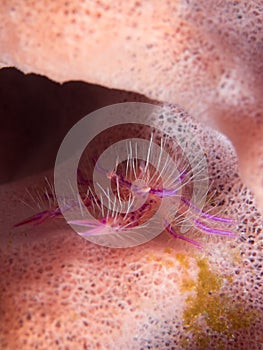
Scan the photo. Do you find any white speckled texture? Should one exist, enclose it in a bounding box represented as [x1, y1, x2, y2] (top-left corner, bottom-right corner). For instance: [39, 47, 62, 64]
[0, 0, 263, 212]
[1, 105, 262, 349]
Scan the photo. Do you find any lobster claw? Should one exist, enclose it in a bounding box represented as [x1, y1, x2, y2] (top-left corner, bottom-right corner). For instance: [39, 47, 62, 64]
[14, 208, 61, 227]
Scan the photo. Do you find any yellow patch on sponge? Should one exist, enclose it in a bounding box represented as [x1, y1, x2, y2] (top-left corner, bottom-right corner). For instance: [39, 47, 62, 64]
[181, 259, 256, 348]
